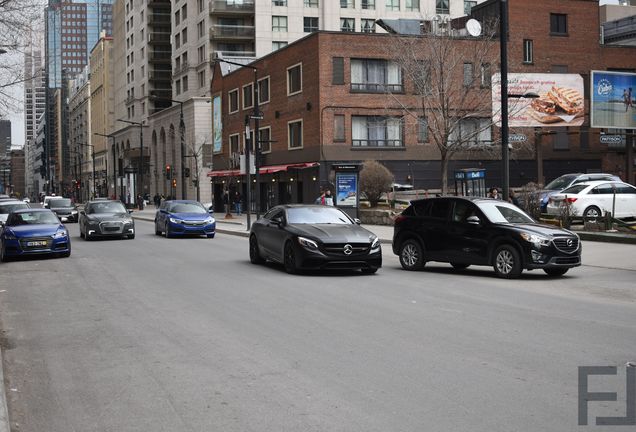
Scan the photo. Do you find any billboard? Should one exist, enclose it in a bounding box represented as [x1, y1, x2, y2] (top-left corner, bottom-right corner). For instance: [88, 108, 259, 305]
[492, 73, 584, 128]
[212, 95, 222, 152]
[335, 172, 358, 207]
[591, 71, 636, 130]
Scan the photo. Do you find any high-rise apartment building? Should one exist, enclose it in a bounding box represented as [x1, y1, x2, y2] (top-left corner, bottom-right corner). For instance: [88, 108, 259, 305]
[24, 46, 47, 199]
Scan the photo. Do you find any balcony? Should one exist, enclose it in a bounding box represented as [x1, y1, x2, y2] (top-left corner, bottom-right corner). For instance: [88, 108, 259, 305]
[215, 50, 256, 58]
[209, 0, 254, 15]
[148, 70, 172, 82]
[209, 24, 255, 40]
[173, 62, 190, 76]
[125, 95, 135, 104]
[352, 139, 404, 148]
[147, 0, 170, 5]
[147, 32, 171, 44]
[350, 83, 404, 93]
[147, 12, 171, 26]
[148, 50, 171, 63]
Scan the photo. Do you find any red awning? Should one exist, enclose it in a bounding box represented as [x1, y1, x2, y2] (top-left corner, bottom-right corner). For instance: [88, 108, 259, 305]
[207, 169, 241, 178]
[207, 162, 318, 177]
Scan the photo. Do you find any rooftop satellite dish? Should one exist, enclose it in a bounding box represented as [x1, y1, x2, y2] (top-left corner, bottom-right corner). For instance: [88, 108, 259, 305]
[466, 19, 482, 37]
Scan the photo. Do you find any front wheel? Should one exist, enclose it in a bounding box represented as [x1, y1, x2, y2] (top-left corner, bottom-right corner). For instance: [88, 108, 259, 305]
[164, 223, 172, 238]
[493, 245, 522, 279]
[0, 244, 9, 262]
[398, 239, 425, 271]
[249, 235, 264, 264]
[155, 222, 162, 236]
[544, 268, 568, 277]
[283, 241, 298, 274]
[127, 234, 135, 240]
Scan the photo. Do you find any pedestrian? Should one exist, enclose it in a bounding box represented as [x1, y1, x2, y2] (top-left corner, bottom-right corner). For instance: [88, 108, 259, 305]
[487, 187, 500, 200]
[509, 190, 520, 207]
[324, 189, 334, 206]
[223, 190, 229, 214]
[624, 89, 630, 112]
[234, 191, 242, 215]
[153, 193, 160, 208]
[628, 87, 633, 110]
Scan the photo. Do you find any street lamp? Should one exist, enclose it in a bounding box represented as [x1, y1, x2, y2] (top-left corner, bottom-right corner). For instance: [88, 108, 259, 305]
[499, 0, 510, 201]
[149, 96, 187, 200]
[77, 142, 96, 198]
[211, 57, 262, 229]
[94, 132, 116, 198]
[117, 118, 145, 209]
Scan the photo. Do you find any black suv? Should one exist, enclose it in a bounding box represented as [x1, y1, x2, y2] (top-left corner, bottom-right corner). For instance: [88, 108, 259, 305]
[392, 197, 581, 278]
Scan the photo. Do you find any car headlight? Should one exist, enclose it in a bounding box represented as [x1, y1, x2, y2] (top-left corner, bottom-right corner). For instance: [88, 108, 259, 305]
[297, 236, 318, 250]
[52, 230, 68, 239]
[205, 217, 215, 224]
[71, 210, 78, 214]
[370, 236, 380, 249]
[3, 231, 16, 240]
[169, 217, 183, 224]
[520, 232, 550, 247]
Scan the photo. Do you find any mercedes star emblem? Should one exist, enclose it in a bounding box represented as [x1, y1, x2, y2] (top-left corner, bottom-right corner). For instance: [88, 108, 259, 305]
[343, 244, 353, 255]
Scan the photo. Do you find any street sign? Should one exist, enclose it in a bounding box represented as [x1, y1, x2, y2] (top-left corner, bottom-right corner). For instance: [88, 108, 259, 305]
[250, 111, 264, 120]
[509, 133, 527, 143]
[600, 135, 623, 145]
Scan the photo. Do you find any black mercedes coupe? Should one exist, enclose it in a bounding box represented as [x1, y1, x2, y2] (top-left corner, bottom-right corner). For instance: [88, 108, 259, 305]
[249, 205, 382, 274]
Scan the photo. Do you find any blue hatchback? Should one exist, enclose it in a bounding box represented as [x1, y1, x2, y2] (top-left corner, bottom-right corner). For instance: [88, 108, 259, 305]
[154, 200, 216, 238]
[0, 208, 71, 261]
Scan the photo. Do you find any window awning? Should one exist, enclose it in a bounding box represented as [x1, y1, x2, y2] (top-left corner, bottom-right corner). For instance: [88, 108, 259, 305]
[207, 162, 318, 177]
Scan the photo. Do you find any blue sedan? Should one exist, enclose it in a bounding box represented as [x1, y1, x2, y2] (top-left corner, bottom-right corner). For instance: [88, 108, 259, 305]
[0, 208, 71, 262]
[154, 200, 216, 238]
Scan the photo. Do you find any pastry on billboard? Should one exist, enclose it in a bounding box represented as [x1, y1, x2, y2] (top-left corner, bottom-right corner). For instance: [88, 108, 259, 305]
[530, 94, 557, 114]
[547, 86, 583, 115]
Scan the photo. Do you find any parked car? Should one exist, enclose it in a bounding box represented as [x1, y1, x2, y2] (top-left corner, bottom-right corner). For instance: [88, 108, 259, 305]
[154, 200, 215, 238]
[392, 197, 581, 278]
[0, 208, 71, 261]
[536, 173, 620, 212]
[249, 205, 382, 274]
[546, 180, 636, 220]
[0, 200, 30, 224]
[79, 200, 135, 240]
[46, 197, 78, 222]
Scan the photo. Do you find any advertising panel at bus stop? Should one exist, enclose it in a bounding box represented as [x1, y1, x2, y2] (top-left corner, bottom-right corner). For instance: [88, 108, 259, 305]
[591, 70, 636, 130]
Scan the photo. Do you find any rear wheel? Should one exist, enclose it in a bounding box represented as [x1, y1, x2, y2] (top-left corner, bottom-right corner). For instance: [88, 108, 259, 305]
[249, 235, 264, 264]
[493, 245, 522, 279]
[544, 268, 568, 277]
[451, 263, 470, 270]
[398, 239, 425, 271]
[283, 241, 298, 274]
[584, 206, 602, 221]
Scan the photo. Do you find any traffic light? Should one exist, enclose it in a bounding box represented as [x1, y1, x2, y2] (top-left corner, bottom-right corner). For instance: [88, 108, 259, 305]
[184, 167, 190, 178]
[76, 180, 80, 189]
[171, 178, 177, 188]
[165, 165, 172, 179]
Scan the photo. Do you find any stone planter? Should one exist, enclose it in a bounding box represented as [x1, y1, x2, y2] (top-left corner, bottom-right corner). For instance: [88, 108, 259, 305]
[359, 208, 396, 226]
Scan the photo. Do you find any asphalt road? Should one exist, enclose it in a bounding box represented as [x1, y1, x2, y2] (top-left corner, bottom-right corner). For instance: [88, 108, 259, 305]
[0, 220, 635, 431]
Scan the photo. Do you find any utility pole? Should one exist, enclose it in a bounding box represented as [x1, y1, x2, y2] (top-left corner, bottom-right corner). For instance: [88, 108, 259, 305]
[500, 0, 510, 201]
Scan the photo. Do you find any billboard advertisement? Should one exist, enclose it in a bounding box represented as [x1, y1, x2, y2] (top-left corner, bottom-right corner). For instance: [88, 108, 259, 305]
[335, 172, 358, 207]
[591, 71, 636, 130]
[212, 95, 222, 152]
[492, 73, 584, 128]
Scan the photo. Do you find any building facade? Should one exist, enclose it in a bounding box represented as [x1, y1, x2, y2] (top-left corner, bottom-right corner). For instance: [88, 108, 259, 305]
[24, 46, 47, 200]
[9, 149, 26, 198]
[68, 66, 93, 201]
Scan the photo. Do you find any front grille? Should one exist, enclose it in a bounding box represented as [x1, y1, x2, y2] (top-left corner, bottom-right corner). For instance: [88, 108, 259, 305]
[183, 220, 207, 226]
[99, 221, 124, 234]
[19, 237, 52, 250]
[322, 243, 370, 257]
[553, 256, 580, 265]
[552, 237, 580, 254]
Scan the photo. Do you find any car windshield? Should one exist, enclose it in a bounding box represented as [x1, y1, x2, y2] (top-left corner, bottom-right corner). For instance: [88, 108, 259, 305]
[49, 198, 72, 207]
[7, 211, 59, 226]
[90, 202, 127, 214]
[560, 184, 588, 194]
[0, 202, 29, 214]
[169, 203, 206, 213]
[286, 207, 352, 224]
[477, 202, 535, 224]
[544, 175, 578, 190]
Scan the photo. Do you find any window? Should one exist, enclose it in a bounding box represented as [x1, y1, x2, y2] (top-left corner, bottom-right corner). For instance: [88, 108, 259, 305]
[181, 4, 187, 20]
[181, 28, 187, 44]
[463, 62, 473, 87]
[418, 118, 428, 142]
[361, 0, 375, 8]
[198, 20, 204, 38]
[464, 0, 476, 15]
[176, 80, 181, 95]
[449, 118, 492, 147]
[480, 63, 491, 88]
[229, 89, 239, 113]
[413, 60, 431, 94]
[334, 115, 345, 141]
[272, 41, 288, 51]
[175, 33, 180, 48]
[259, 127, 271, 153]
[175, 10, 180, 25]
[182, 76, 188, 92]
[332, 57, 344, 84]
[288, 120, 303, 149]
[550, 13, 567, 35]
[198, 70, 206, 88]
[304, 17, 319, 32]
[351, 59, 403, 93]
[340, 18, 355, 32]
[229, 134, 240, 156]
[523, 39, 533, 64]
[341, 0, 355, 8]
[287, 63, 302, 95]
[258, 76, 270, 104]
[272, 16, 288, 32]
[386, 0, 399, 11]
[273, 0, 287, 5]
[436, 0, 449, 14]
[198, 45, 206, 63]
[352, 116, 403, 147]
[243, 83, 253, 109]
[361, 19, 375, 33]
[304, 0, 319, 7]
[197, 0, 204, 13]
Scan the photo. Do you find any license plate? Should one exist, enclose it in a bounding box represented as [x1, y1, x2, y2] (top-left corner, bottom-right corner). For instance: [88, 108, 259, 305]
[26, 241, 47, 247]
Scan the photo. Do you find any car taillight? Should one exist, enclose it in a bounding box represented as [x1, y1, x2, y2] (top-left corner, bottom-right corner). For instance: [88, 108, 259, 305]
[566, 197, 578, 203]
[394, 215, 407, 225]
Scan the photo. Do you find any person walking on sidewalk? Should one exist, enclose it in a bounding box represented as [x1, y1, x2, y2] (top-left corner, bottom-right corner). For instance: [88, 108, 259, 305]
[234, 191, 242, 216]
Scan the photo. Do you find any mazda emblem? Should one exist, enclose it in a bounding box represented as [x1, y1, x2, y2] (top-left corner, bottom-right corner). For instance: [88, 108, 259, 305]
[343, 244, 353, 255]
[566, 239, 573, 247]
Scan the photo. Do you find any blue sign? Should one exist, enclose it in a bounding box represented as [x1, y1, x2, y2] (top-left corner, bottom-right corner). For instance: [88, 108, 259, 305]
[335, 173, 358, 207]
[591, 71, 636, 130]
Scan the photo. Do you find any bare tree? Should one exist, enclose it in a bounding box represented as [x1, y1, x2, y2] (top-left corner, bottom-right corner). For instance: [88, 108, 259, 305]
[359, 160, 394, 208]
[384, 26, 525, 194]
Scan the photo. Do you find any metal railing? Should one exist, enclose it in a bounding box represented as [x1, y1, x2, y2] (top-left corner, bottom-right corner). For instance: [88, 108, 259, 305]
[352, 139, 404, 148]
[209, 0, 255, 13]
[209, 24, 255, 39]
[350, 83, 404, 93]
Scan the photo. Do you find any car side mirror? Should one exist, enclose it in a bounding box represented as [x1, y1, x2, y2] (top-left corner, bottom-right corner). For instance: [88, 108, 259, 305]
[208, 209, 214, 215]
[0, 221, 4, 227]
[128, 210, 133, 214]
[354, 218, 362, 225]
[271, 217, 283, 227]
[467, 215, 481, 225]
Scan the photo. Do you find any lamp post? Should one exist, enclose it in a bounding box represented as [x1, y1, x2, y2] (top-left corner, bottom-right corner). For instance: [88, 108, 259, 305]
[94, 132, 116, 198]
[150, 96, 187, 199]
[499, 0, 510, 201]
[117, 119, 145, 209]
[211, 58, 261, 229]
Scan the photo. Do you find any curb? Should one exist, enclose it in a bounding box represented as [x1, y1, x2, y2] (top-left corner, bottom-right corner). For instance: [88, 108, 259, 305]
[578, 231, 636, 245]
[133, 216, 251, 238]
[0, 348, 10, 432]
